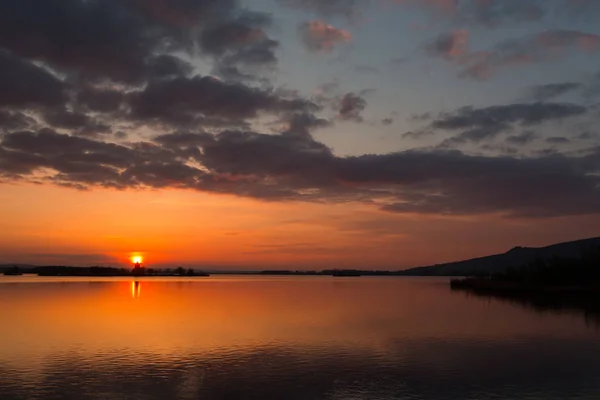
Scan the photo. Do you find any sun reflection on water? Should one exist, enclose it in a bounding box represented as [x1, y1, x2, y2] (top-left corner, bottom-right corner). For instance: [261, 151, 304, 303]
[131, 281, 141, 299]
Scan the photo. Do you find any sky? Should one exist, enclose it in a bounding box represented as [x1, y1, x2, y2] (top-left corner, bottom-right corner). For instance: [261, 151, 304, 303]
[1, 0, 600, 269]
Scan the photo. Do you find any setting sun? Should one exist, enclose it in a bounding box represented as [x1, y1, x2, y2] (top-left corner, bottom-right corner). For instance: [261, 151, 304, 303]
[132, 256, 143, 265]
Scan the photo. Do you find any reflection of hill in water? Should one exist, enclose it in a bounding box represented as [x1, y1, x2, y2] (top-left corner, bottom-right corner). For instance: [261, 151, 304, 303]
[452, 286, 600, 330]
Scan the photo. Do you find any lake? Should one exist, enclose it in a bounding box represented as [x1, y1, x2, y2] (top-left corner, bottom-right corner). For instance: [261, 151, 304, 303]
[1, 276, 599, 400]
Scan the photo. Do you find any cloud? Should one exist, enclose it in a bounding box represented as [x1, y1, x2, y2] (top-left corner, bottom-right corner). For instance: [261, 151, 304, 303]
[527, 82, 583, 102]
[199, 13, 279, 80]
[428, 29, 600, 79]
[432, 103, 587, 130]
[126, 0, 236, 28]
[427, 30, 469, 59]
[0, 0, 177, 84]
[0, 0, 278, 85]
[153, 132, 215, 148]
[0, 50, 66, 109]
[0, 110, 35, 132]
[278, 0, 363, 18]
[282, 113, 331, 137]
[506, 131, 538, 145]
[299, 21, 352, 53]
[395, 0, 544, 27]
[427, 102, 587, 144]
[128, 75, 319, 127]
[2, 125, 600, 218]
[42, 109, 112, 137]
[336, 93, 367, 122]
[0, 0, 599, 222]
[546, 136, 571, 144]
[76, 86, 125, 113]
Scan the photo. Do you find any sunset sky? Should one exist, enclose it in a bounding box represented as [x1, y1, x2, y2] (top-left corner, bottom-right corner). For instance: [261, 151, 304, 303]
[1, 0, 600, 269]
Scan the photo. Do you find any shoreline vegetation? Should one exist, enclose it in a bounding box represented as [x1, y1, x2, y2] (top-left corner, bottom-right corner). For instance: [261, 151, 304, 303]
[1, 266, 401, 278]
[451, 245, 600, 326]
[1, 266, 211, 277]
[0, 266, 396, 277]
[451, 245, 600, 292]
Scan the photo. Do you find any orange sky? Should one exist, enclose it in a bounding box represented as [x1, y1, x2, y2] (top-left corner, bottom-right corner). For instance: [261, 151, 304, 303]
[1, 183, 599, 269]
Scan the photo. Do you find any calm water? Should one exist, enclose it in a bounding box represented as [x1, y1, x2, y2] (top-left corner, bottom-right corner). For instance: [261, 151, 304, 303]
[1, 276, 599, 400]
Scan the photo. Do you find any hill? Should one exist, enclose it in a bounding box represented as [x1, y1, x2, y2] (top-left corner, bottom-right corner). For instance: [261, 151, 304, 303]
[402, 236, 600, 276]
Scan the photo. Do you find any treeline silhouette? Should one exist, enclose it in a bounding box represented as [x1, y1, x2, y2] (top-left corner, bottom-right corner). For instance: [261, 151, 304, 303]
[259, 269, 405, 276]
[3, 266, 209, 277]
[451, 246, 600, 329]
[452, 245, 600, 290]
[493, 245, 600, 286]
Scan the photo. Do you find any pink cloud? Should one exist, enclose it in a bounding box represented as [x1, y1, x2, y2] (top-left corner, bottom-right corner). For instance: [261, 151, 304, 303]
[299, 21, 352, 53]
[430, 29, 600, 80]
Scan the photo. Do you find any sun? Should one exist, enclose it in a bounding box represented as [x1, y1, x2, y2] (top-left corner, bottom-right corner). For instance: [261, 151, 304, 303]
[132, 256, 143, 264]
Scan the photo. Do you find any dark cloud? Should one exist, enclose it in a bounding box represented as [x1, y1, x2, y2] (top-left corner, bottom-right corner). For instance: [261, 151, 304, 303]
[42, 109, 107, 132]
[506, 131, 538, 145]
[527, 82, 583, 102]
[199, 12, 279, 80]
[76, 87, 125, 113]
[120, 161, 205, 189]
[199, 130, 334, 184]
[337, 93, 367, 122]
[199, 13, 272, 56]
[282, 113, 331, 137]
[0, 50, 66, 109]
[126, 0, 236, 28]
[0, 0, 176, 84]
[211, 39, 279, 81]
[433, 103, 586, 130]
[153, 132, 215, 148]
[0, 0, 277, 86]
[546, 136, 571, 144]
[479, 144, 519, 155]
[0, 110, 36, 131]
[577, 131, 598, 140]
[129, 75, 318, 126]
[382, 118, 394, 126]
[0, 128, 204, 188]
[369, 151, 600, 217]
[145, 54, 194, 80]
[430, 102, 587, 143]
[2, 127, 600, 218]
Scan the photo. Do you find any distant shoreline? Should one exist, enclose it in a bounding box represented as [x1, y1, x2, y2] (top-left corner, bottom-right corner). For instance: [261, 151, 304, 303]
[1, 267, 425, 278]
